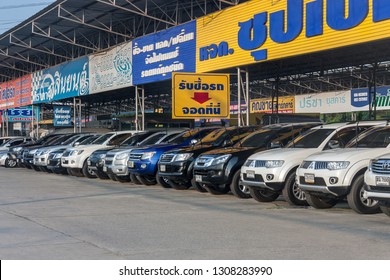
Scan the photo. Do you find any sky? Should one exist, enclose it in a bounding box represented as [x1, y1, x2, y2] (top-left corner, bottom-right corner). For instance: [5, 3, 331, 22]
[0, 1, 56, 34]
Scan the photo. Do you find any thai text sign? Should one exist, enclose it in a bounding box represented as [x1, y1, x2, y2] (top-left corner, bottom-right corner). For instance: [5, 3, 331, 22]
[250, 96, 294, 113]
[295, 91, 350, 114]
[133, 21, 196, 85]
[2, 106, 39, 122]
[196, 0, 390, 73]
[89, 42, 133, 93]
[172, 73, 230, 119]
[53, 106, 72, 127]
[351, 86, 390, 111]
[31, 57, 89, 104]
[0, 75, 31, 109]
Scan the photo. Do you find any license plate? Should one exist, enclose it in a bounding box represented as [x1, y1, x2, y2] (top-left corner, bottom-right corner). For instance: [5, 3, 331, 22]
[62, 160, 69, 165]
[103, 166, 107, 172]
[47, 160, 51, 164]
[128, 161, 134, 168]
[304, 173, 315, 184]
[195, 175, 202, 182]
[21, 159, 24, 163]
[376, 176, 390, 186]
[87, 160, 91, 165]
[246, 170, 255, 179]
[160, 165, 166, 172]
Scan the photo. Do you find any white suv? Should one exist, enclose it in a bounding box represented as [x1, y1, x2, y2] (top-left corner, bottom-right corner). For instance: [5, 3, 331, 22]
[61, 131, 137, 177]
[241, 122, 384, 206]
[363, 154, 390, 217]
[297, 124, 390, 214]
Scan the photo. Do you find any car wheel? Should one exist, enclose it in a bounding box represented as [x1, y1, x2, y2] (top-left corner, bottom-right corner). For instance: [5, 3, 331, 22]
[249, 188, 279, 202]
[73, 168, 85, 177]
[67, 168, 74, 175]
[137, 175, 157, 185]
[5, 158, 17, 168]
[108, 174, 117, 181]
[191, 178, 207, 192]
[230, 170, 251, 199]
[96, 170, 109, 179]
[82, 160, 97, 178]
[305, 193, 338, 209]
[282, 172, 308, 206]
[25, 164, 32, 169]
[130, 174, 141, 184]
[169, 180, 191, 190]
[115, 175, 130, 183]
[347, 175, 380, 214]
[32, 165, 41, 172]
[380, 205, 390, 217]
[156, 175, 172, 188]
[203, 184, 230, 195]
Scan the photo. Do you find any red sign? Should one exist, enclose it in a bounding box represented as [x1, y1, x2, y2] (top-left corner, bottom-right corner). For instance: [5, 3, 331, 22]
[0, 75, 32, 109]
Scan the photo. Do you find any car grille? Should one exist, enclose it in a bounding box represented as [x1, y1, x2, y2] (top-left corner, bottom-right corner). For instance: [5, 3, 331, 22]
[160, 154, 175, 163]
[371, 159, 390, 174]
[129, 153, 142, 160]
[195, 156, 214, 167]
[105, 160, 113, 165]
[301, 161, 328, 170]
[244, 160, 266, 167]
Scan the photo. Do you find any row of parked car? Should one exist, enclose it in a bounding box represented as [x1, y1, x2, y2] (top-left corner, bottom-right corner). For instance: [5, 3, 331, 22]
[2, 120, 390, 217]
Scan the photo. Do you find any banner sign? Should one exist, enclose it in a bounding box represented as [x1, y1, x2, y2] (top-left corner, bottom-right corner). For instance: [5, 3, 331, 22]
[89, 42, 133, 94]
[53, 106, 72, 127]
[172, 72, 230, 119]
[1, 106, 39, 122]
[31, 57, 89, 104]
[250, 96, 295, 113]
[196, 0, 390, 73]
[295, 91, 350, 114]
[0, 75, 32, 109]
[133, 21, 196, 85]
[351, 86, 390, 112]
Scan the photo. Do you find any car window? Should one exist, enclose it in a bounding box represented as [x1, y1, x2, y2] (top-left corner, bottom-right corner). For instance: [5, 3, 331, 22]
[110, 133, 134, 145]
[346, 126, 390, 148]
[92, 133, 115, 144]
[238, 130, 277, 148]
[286, 128, 334, 148]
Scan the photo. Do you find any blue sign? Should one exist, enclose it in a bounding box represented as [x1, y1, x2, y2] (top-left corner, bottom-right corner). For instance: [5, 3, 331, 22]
[31, 57, 89, 104]
[53, 106, 72, 127]
[3, 106, 39, 122]
[351, 86, 390, 108]
[132, 21, 196, 85]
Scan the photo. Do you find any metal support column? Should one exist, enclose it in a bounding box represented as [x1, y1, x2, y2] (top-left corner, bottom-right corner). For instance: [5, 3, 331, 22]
[237, 67, 241, 127]
[135, 86, 145, 131]
[246, 70, 250, 126]
[237, 67, 250, 126]
[73, 98, 82, 133]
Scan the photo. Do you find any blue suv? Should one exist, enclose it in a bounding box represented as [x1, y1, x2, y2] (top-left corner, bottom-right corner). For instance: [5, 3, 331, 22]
[127, 127, 216, 186]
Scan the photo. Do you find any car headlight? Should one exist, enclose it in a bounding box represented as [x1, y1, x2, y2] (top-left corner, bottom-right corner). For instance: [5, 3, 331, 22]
[265, 160, 284, 168]
[13, 147, 22, 152]
[173, 153, 193, 162]
[42, 150, 50, 155]
[212, 154, 231, 165]
[327, 161, 349, 170]
[29, 149, 38, 155]
[71, 150, 84, 156]
[98, 153, 106, 159]
[116, 153, 129, 160]
[141, 152, 156, 160]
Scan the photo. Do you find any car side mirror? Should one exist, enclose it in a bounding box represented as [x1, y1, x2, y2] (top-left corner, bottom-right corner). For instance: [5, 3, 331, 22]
[223, 139, 233, 147]
[270, 141, 282, 149]
[73, 142, 80, 147]
[328, 140, 341, 149]
[190, 139, 198, 146]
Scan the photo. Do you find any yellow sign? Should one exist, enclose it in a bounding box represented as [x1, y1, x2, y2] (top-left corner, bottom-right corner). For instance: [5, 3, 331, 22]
[196, 0, 390, 72]
[250, 96, 295, 113]
[172, 72, 230, 119]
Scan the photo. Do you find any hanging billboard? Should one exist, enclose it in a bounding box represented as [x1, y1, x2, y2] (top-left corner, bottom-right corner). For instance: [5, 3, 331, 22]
[250, 96, 295, 113]
[295, 91, 350, 114]
[172, 72, 230, 119]
[53, 106, 72, 127]
[31, 56, 89, 104]
[0, 106, 39, 122]
[89, 42, 133, 94]
[196, 0, 390, 73]
[133, 21, 196, 85]
[351, 86, 390, 111]
[0, 75, 32, 109]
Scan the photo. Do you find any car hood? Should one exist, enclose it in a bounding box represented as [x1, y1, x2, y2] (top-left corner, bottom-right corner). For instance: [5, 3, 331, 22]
[304, 148, 390, 162]
[199, 146, 260, 156]
[247, 148, 322, 161]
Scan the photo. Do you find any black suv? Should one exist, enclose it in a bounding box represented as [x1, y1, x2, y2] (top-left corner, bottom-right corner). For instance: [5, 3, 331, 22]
[157, 126, 259, 190]
[192, 122, 321, 198]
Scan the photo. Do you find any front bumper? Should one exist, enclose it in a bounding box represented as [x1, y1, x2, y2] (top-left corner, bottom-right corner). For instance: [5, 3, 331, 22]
[34, 154, 49, 166]
[127, 159, 157, 176]
[0, 153, 8, 166]
[157, 161, 191, 179]
[61, 156, 82, 169]
[193, 164, 228, 186]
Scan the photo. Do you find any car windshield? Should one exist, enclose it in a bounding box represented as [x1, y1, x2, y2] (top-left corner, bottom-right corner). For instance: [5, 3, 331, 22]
[286, 128, 334, 148]
[346, 126, 390, 148]
[139, 133, 167, 145]
[92, 133, 115, 144]
[80, 135, 99, 145]
[237, 130, 276, 148]
[198, 129, 227, 145]
[158, 133, 180, 144]
[62, 135, 81, 145]
[168, 130, 196, 144]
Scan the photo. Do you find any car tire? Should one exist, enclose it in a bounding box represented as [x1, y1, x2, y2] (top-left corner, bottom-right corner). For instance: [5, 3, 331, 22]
[96, 170, 109, 179]
[249, 188, 279, 202]
[5, 158, 17, 168]
[230, 170, 251, 199]
[203, 184, 230, 195]
[137, 175, 157, 185]
[115, 175, 130, 183]
[191, 178, 207, 192]
[169, 180, 191, 190]
[305, 193, 338, 209]
[25, 164, 32, 169]
[380, 205, 390, 217]
[347, 175, 380, 214]
[156, 175, 172, 188]
[67, 168, 74, 175]
[130, 174, 141, 184]
[108, 174, 117, 181]
[282, 172, 308, 206]
[82, 160, 97, 178]
[32, 165, 41, 172]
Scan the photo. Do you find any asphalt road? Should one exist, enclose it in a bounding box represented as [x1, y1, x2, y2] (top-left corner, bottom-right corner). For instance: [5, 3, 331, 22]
[0, 167, 389, 260]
